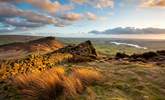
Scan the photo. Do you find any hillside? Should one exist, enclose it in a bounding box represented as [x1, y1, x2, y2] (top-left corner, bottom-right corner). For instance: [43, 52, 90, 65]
[0, 37, 64, 59]
[0, 40, 98, 79]
[0, 36, 165, 100]
[0, 35, 42, 45]
[0, 38, 100, 100]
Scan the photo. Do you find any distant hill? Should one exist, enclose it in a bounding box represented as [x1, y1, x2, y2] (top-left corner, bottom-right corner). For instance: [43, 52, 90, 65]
[0, 36, 64, 59]
[0, 35, 42, 45]
[89, 27, 165, 34]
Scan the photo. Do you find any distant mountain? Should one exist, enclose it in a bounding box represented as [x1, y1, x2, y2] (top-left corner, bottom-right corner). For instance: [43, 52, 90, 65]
[89, 27, 165, 34]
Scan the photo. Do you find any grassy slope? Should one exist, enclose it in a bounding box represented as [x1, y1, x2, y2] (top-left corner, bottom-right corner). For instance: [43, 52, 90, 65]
[1, 36, 165, 100]
[94, 44, 147, 57]
[60, 38, 165, 100]
[73, 61, 165, 100]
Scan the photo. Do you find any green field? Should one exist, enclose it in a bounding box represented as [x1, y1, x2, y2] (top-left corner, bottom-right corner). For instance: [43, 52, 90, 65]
[59, 38, 165, 56]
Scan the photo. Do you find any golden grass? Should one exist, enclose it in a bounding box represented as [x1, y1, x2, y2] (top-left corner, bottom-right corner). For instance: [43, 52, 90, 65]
[14, 68, 64, 100]
[0, 53, 73, 80]
[13, 67, 102, 100]
[71, 68, 103, 85]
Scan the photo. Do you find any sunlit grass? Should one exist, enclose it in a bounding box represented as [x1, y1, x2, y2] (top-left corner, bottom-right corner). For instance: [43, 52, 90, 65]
[13, 67, 102, 100]
[71, 68, 103, 85]
[0, 53, 73, 80]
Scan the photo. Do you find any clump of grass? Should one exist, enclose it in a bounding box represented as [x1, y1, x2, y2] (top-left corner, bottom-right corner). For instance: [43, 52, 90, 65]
[13, 67, 102, 100]
[14, 67, 64, 100]
[71, 68, 103, 85]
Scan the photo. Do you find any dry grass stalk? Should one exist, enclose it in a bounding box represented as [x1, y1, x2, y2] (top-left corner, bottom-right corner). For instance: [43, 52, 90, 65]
[13, 67, 102, 100]
[71, 68, 103, 85]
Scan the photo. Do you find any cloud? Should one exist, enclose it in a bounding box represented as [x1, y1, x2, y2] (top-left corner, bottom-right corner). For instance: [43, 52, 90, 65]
[4, 18, 43, 28]
[141, 0, 165, 8]
[0, 0, 103, 33]
[0, 2, 21, 17]
[22, 0, 61, 13]
[0, 3, 57, 24]
[0, 23, 30, 33]
[0, 0, 74, 13]
[22, 0, 74, 13]
[72, 0, 114, 8]
[94, 0, 114, 8]
[59, 12, 98, 21]
[20, 11, 57, 24]
[0, 2, 68, 29]
[72, 0, 87, 4]
[85, 12, 97, 20]
[0, 2, 72, 33]
[60, 13, 82, 21]
[0, 25, 14, 33]
[89, 27, 165, 34]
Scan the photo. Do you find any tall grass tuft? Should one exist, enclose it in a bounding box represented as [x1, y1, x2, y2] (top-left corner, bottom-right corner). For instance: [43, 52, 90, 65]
[14, 67, 65, 100]
[71, 68, 103, 85]
[13, 67, 102, 100]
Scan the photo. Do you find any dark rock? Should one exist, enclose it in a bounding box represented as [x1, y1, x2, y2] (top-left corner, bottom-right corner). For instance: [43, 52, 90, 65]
[157, 50, 165, 56]
[117, 50, 165, 64]
[50, 40, 97, 62]
[130, 51, 158, 60]
[115, 52, 129, 59]
[141, 51, 158, 59]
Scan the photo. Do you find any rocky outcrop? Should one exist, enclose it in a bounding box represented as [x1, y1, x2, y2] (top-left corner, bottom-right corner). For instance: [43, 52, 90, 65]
[115, 52, 129, 59]
[49, 40, 97, 62]
[0, 40, 97, 80]
[115, 50, 165, 64]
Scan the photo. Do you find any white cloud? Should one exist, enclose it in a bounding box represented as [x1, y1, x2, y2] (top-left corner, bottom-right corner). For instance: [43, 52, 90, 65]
[85, 12, 97, 20]
[0, 0, 108, 33]
[0, 0, 74, 13]
[0, 2, 68, 30]
[72, 0, 114, 8]
[60, 13, 82, 21]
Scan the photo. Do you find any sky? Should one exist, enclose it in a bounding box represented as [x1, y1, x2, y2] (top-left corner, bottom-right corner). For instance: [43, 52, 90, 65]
[0, 0, 165, 37]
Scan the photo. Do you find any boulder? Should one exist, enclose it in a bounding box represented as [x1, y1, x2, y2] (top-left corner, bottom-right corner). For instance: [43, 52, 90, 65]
[115, 52, 129, 59]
